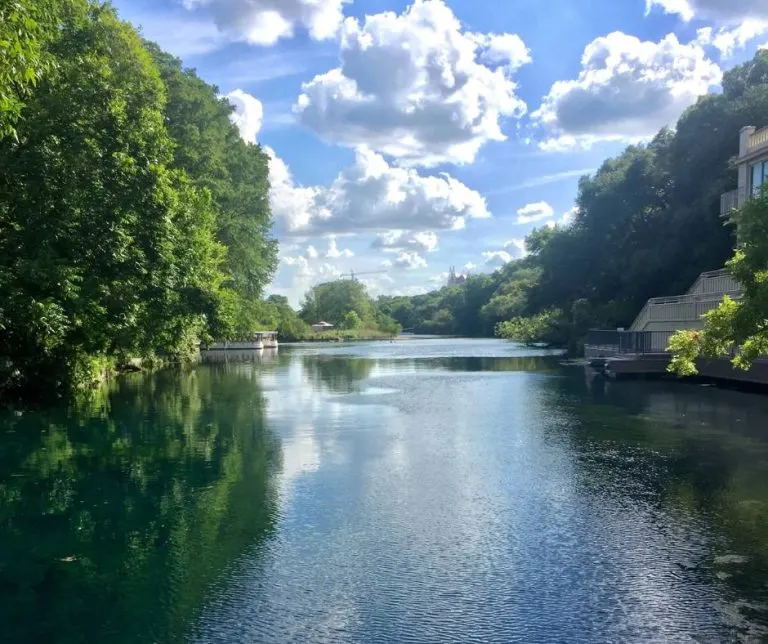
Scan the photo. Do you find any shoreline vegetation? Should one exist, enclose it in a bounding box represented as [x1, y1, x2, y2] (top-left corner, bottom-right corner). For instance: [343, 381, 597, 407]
[2, 1, 768, 404]
[284, 330, 398, 343]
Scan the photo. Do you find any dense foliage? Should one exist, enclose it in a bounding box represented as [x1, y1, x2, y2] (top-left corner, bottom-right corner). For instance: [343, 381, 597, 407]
[0, 1, 277, 397]
[668, 187, 768, 375]
[0, 0, 64, 139]
[301, 280, 402, 336]
[383, 51, 768, 353]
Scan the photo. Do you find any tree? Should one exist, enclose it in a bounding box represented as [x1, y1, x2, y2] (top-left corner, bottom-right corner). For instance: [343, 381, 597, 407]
[495, 309, 565, 346]
[668, 188, 768, 375]
[300, 280, 376, 327]
[143, 43, 278, 319]
[341, 311, 363, 330]
[0, 0, 70, 139]
[0, 4, 229, 394]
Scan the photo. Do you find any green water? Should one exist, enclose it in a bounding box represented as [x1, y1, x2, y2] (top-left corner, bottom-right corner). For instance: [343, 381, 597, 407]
[2, 339, 768, 642]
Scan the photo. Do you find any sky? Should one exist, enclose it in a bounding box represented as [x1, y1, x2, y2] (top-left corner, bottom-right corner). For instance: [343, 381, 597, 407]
[113, 0, 768, 306]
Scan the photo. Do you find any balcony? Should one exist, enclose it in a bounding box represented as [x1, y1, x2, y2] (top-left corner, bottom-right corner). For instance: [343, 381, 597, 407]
[720, 189, 738, 216]
[748, 127, 768, 152]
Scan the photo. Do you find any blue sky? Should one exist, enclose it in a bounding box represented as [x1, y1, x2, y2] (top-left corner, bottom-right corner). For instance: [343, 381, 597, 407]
[114, 0, 768, 305]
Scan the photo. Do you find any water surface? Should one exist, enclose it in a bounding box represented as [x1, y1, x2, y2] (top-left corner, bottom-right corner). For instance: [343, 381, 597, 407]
[2, 338, 768, 642]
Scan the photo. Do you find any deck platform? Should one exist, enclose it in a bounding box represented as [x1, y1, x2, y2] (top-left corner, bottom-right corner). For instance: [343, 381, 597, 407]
[587, 352, 768, 386]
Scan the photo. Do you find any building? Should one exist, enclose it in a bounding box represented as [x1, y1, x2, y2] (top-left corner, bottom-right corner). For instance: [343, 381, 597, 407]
[311, 321, 335, 333]
[721, 124, 768, 215]
[447, 267, 467, 286]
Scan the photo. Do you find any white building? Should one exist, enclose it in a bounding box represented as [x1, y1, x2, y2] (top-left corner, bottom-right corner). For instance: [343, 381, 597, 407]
[721, 124, 768, 215]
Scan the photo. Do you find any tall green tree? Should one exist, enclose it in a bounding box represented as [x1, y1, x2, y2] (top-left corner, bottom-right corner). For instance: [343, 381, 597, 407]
[144, 44, 278, 306]
[668, 188, 768, 375]
[0, 0, 69, 139]
[0, 3, 228, 394]
[300, 280, 377, 327]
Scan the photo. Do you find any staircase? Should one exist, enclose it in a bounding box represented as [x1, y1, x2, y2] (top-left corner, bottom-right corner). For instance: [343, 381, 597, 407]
[630, 269, 742, 334]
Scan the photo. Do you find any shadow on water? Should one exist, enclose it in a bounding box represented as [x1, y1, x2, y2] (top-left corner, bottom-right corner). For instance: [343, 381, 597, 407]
[0, 365, 281, 644]
[544, 367, 768, 637]
[301, 356, 376, 394]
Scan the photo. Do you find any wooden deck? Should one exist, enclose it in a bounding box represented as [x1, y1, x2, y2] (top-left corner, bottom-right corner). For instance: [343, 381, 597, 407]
[587, 352, 768, 387]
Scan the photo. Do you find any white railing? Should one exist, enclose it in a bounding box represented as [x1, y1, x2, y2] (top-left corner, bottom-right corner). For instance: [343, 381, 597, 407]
[647, 299, 724, 324]
[632, 294, 742, 331]
[686, 269, 741, 296]
[749, 127, 768, 150]
[631, 268, 743, 332]
[630, 300, 652, 332]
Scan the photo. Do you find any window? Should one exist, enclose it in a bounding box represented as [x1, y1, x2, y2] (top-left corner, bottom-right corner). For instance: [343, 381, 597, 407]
[752, 163, 763, 196]
[750, 161, 768, 196]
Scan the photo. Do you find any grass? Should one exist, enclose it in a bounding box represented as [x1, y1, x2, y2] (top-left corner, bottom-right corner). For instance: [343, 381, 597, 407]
[286, 328, 398, 343]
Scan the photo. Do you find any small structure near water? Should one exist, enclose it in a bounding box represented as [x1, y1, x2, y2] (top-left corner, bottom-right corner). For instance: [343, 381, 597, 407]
[205, 331, 278, 351]
[311, 321, 335, 333]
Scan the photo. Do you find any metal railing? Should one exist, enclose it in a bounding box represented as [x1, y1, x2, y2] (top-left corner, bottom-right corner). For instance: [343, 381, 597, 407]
[720, 189, 739, 216]
[586, 330, 675, 355]
[686, 268, 741, 296]
[631, 270, 743, 332]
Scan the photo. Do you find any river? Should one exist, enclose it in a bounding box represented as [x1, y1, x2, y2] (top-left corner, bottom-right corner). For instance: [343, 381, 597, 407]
[2, 338, 768, 642]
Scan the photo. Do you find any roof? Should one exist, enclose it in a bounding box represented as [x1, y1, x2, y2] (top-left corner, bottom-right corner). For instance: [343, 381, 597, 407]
[312, 321, 334, 327]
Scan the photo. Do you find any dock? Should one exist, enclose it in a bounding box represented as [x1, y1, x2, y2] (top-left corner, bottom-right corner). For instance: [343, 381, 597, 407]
[585, 330, 768, 386]
[204, 331, 278, 351]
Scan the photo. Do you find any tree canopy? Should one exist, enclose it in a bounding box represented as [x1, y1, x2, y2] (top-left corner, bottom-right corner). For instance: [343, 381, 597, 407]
[301, 280, 400, 335]
[0, 1, 276, 398]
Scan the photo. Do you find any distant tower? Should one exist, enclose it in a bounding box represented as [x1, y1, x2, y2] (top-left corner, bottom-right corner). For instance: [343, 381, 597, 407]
[448, 266, 458, 286]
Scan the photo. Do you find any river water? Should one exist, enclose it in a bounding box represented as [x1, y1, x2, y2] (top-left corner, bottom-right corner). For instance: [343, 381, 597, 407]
[3, 338, 768, 642]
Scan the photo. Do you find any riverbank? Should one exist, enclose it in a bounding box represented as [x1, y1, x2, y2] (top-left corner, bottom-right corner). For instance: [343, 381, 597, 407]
[286, 329, 398, 343]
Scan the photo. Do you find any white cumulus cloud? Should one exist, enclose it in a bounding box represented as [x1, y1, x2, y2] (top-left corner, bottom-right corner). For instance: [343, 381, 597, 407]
[472, 32, 532, 69]
[273, 256, 341, 305]
[304, 245, 319, 259]
[181, 0, 348, 46]
[503, 238, 528, 257]
[393, 251, 428, 270]
[372, 231, 439, 253]
[516, 201, 554, 224]
[294, 0, 530, 166]
[647, 0, 768, 23]
[482, 250, 514, 268]
[696, 21, 768, 56]
[546, 206, 579, 229]
[325, 237, 354, 259]
[266, 147, 320, 233]
[224, 89, 263, 142]
[532, 32, 722, 149]
[267, 146, 490, 236]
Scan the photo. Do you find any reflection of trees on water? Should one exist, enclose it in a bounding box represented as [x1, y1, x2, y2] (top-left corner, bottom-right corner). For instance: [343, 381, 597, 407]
[300, 355, 560, 394]
[546, 369, 768, 636]
[408, 356, 560, 373]
[301, 356, 375, 393]
[201, 348, 281, 365]
[0, 367, 281, 643]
